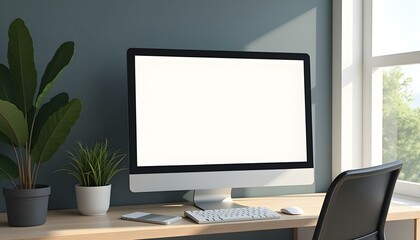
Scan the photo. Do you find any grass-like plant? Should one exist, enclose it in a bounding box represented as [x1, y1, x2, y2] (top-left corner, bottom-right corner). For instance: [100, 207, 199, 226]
[61, 140, 126, 186]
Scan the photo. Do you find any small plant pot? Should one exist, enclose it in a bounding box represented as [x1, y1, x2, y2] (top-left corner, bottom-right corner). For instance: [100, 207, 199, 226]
[75, 184, 111, 215]
[3, 185, 51, 227]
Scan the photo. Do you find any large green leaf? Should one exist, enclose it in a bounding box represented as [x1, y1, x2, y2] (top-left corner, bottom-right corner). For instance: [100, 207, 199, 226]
[0, 154, 18, 180]
[0, 100, 28, 147]
[35, 42, 74, 109]
[32, 93, 69, 148]
[0, 131, 13, 145]
[32, 98, 82, 164]
[0, 64, 13, 102]
[7, 18, 37, 114]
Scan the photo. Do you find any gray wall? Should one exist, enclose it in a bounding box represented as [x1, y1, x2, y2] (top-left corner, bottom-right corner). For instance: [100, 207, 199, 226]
[0, 0, 331, 239]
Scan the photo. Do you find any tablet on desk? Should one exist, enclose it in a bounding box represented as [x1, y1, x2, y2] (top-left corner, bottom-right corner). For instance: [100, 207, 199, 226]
[121, 212, 182, 225]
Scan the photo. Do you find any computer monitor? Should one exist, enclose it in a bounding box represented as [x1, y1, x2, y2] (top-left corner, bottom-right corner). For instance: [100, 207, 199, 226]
[127, 48, 314, 210]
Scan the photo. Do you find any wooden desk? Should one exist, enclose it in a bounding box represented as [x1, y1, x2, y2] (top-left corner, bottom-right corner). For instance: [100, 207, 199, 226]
[1, 193, 420, 240]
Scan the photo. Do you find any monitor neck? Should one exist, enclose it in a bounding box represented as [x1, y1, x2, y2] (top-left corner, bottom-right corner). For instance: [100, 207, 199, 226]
[193, 188, 244, 210]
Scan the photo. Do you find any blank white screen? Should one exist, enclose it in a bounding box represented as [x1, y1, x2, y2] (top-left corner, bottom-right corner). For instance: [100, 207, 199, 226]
[135, 56, 307, 166]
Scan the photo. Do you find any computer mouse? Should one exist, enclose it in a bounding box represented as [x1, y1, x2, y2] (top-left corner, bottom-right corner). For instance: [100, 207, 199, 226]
[280, 206, 304, 215]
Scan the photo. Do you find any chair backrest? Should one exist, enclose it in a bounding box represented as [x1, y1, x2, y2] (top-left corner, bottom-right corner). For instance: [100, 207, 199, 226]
[312, 160, 402, 240]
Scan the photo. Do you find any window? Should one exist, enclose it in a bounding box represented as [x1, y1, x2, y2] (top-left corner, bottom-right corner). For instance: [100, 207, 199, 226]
[378, 65, 420, 183]
[333, 0, 420, 197]
[366, 0, 420, 195]
[372, 0, 420, 57]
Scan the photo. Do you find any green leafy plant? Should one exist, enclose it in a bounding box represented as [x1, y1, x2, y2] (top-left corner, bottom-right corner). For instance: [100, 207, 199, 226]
[0, 18, 82, 189]
[62, 140, 126, 186]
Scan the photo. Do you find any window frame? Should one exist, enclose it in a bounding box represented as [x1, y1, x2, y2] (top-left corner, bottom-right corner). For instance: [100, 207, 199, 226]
[332, 0, 420, 197]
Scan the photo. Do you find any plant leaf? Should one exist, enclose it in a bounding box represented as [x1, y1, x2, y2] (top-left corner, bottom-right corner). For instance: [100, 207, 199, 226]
[0, 64, 13, 102]
[32, 98, 82, 163]
[0, 100, 28, 146]
[32, 93, 69, 148]
[0, 154, 18, 180]
[7, 18, 37, 114]
[35, 42, 74, 109]
[0, 131, 13, 145]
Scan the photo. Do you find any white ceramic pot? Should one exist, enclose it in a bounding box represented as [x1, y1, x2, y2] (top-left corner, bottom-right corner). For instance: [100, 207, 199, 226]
[75, 184, 111, 216]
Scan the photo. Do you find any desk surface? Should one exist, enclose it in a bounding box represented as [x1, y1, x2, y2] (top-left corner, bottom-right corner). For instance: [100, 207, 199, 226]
[1, 193, 420, 240]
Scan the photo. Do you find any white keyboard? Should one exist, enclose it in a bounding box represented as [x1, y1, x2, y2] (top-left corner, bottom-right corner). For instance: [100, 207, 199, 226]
[184, 206, 281, 224]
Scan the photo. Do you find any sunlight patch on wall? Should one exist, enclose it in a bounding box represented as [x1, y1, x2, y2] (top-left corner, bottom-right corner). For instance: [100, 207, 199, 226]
[244, 8, 316, 54]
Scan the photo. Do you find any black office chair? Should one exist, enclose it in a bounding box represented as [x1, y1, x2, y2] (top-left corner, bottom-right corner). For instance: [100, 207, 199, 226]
[312, 160, 403, 240]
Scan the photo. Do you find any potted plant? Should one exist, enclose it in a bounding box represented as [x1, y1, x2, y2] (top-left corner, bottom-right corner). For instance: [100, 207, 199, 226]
[61, 139, 125, 215]
[0, 18, 82, 227]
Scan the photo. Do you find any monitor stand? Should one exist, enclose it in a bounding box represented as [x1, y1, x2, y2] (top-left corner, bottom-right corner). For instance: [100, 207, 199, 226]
[193, 188, 244, 210]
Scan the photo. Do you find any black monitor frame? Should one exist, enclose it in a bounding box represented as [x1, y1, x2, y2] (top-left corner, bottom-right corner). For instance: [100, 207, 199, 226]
[127, 48, 313, 175]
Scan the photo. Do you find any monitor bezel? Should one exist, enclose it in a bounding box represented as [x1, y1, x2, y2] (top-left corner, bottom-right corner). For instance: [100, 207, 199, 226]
[127, 48, 313, 174]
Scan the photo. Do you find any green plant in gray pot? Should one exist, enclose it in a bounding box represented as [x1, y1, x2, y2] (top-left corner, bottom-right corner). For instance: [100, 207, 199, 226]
[60, 140, 125, 215]
[0, 18, 82, 226]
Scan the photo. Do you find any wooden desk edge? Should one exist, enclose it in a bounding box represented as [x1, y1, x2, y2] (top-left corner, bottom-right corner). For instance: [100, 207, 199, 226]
[1, 193, 420, 240]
